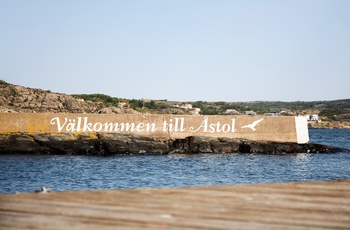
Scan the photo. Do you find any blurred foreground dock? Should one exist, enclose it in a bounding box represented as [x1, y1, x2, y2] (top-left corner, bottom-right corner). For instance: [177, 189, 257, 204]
[1, 180, 350, 229]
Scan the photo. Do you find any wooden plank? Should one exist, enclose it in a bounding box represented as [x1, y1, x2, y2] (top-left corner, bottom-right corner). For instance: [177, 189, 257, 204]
[1, 180, 350, 229]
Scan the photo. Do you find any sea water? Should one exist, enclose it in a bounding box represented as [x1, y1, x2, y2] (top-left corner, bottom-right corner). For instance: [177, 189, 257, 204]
[0, 129, 349, 194]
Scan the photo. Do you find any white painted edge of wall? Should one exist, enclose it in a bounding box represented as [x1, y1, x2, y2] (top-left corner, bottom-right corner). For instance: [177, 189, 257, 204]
[295, 116, 309, 144]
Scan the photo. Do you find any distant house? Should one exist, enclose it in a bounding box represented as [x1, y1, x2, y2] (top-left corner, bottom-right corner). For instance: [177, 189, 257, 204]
[307, 114, 319, 121]
[265, 110, 282, 116]
[225, 109, 240, 115]
[180, 104, 193, 109]
[265, 113, 277, 116]
[245, 111, 256, 116]
[190, 108, 201, 115]
[279, 110, 288, 115]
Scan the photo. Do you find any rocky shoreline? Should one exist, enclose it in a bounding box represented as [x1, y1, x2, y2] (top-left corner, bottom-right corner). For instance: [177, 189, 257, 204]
[0, 133, 348, 156]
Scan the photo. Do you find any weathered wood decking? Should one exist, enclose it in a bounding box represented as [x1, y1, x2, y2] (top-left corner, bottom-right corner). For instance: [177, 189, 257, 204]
[1, 180, 350, 229]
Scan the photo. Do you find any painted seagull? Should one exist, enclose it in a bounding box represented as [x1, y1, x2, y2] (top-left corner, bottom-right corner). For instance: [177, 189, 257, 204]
[241, 118, 264, 131]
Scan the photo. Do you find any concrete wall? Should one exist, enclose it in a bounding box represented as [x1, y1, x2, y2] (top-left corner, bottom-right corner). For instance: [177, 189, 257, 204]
[0, 113, 309, 143]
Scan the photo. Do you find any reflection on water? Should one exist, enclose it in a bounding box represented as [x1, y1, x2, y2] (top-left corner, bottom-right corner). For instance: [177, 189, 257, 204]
[292, 153, 311, 180]
[295, 153, 310, 162]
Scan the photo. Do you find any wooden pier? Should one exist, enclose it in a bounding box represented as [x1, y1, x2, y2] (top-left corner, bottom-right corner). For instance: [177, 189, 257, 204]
[1, 180, 350, 229]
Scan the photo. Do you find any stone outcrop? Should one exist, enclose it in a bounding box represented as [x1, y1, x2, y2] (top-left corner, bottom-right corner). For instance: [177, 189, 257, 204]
[96, 106, 140, 115]
[308, 120, 350, 129]
[0, 133, 347, 156]
[0, 82, 138, 114]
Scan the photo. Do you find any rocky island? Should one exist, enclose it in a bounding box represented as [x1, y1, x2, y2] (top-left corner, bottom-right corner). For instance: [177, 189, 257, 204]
[0, 80, 349, 155]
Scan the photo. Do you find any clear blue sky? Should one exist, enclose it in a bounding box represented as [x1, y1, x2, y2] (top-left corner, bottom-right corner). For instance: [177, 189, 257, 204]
[1, 0, 349, 102]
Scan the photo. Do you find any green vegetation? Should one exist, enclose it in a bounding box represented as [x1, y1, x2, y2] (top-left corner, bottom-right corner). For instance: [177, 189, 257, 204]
[72, 93, 350, 117]
[73, 94, 121, 106]
[129, 99, 170, 111]
[319, 109, 350, 121]
[72, 94, 171, 112]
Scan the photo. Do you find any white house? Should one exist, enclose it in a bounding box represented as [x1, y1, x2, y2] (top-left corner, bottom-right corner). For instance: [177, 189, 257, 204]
[190, 108, 201, 115]
[245, 111, 256, 115]
[307, 114, 319, 121]
[180, 104, 193, 109]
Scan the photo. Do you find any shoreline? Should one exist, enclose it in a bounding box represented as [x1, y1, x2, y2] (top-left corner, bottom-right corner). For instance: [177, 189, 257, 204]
[308, 121, 350, 129]
[1, 132, 348, 155]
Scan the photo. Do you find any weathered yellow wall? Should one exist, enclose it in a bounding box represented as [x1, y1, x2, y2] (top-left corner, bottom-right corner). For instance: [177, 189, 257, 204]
[0, 113, 309, 143]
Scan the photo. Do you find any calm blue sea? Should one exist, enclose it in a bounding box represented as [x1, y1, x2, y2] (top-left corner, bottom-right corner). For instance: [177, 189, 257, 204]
[0, 129, 349, 194]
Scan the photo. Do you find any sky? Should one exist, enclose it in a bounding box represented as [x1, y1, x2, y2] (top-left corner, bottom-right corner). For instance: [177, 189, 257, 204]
[1, 0, 349, 102]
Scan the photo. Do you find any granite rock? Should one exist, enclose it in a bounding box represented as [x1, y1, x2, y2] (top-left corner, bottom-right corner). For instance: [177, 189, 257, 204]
[0, 133, 348, 156]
